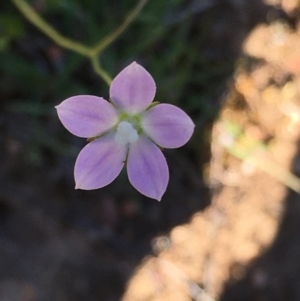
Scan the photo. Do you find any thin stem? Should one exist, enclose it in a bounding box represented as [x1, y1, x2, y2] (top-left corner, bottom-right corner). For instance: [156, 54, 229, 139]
[11, 0, 91, 57]
[90, 55, 112, 85]
[90, 0, 148, 55]
[228, 145, 300, 193]
[11, 0, 148, 85]
[221, 120, 300, 193]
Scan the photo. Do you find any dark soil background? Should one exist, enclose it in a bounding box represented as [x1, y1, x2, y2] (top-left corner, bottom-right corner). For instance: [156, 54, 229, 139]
[1, 0, 300, 300]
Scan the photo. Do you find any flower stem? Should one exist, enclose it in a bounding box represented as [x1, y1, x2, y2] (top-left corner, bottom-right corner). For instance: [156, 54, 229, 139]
[90, 0, 148, 56]
[11, 0, 148, 85]
[90, 55, 112, 85]
[11, 0, 91, 57]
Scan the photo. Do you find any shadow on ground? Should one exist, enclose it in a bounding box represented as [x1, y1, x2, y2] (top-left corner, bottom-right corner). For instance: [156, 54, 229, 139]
[0, 0, 299, 300]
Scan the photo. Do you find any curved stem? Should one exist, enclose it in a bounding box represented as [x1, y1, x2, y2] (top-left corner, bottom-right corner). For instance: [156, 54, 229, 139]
[90, 0, 148, 55]
[90, 55, 112, 85]
[11, 0, 148, 85]
[11, 0, 91, 57]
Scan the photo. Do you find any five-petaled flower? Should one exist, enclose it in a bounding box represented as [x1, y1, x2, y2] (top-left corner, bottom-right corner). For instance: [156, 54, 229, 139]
[56, 62, 194, 201]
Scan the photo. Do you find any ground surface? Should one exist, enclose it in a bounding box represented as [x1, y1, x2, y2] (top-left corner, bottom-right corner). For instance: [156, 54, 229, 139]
[124, 0, 300, 300]
[1, 0, 300, 301]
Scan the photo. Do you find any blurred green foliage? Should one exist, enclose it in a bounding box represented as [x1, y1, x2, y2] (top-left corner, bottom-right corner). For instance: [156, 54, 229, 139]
[0, 0, 235, 164]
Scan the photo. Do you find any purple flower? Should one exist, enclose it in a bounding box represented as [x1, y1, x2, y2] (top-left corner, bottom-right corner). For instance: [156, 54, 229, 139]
[56, 62, 194, 201]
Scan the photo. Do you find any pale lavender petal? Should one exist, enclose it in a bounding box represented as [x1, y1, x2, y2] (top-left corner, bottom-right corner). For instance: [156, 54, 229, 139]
[56, 95, 118, 138]
[110, 62, 156, 113]
[75, 133, 126, 190]
[142, 104, 195, 148]
[127, 136, 169, 201]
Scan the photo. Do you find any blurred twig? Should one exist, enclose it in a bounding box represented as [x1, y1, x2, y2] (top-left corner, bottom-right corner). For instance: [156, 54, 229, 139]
[11, 0, 148, 85]
[227, 143, 300, 193]
[158, 258, 215, 301]
[221, 120, 300, 193]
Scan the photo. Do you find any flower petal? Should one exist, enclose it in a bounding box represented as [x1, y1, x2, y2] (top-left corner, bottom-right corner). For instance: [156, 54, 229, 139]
[110, 62, 156, 113]
[127, 136, 169, 201]
[75, 133, 126, 190]
[142, 104, 195, 148]
[56, 95, 118, 138]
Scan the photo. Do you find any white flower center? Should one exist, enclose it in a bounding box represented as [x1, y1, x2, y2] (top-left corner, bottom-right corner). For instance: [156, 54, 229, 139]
[115, 121, 139, 145]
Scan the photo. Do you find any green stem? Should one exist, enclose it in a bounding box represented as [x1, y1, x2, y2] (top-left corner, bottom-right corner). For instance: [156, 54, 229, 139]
[11, 0, 148, 85]
[90, 55, 112, 85]
[11, 0, 91, 57]
[90, 0, 148, 55]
